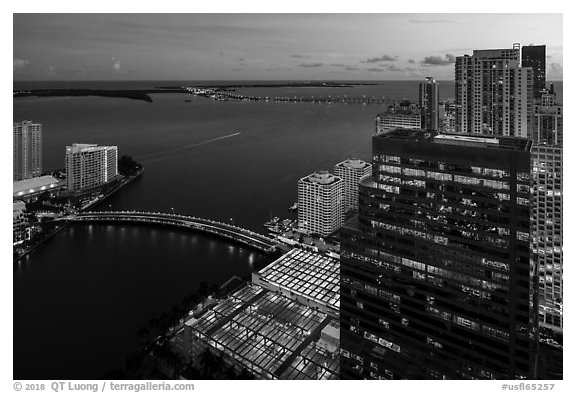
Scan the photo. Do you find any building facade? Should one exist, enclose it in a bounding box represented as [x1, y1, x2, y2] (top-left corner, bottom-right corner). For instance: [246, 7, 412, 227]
[334, 159, 372, 213]
[455, 45, 533, 138]
[340, 129, 537, 379]
[521, 45, 546, 98]
[375, 112, 421, 134]
[13, 201, 29, 245]
[440, 101, 456, 134]
[531, 145, 562, 332]
[13, 175, 64, 201]
[65, 143, 118, 192]
[533, 91, 562, 146]
[13, 121, 42, 181]
[419, 77, 440, 131]
[297, 171, 343, 237]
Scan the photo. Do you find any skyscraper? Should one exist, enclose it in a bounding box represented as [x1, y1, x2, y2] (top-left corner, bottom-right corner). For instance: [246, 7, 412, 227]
[455, 44, 533, 137]
[340, 129, 537, 379]
[13, 120, 42, 181]
[533, 90, 562, 145]
[440, 101, 457, 133]
[528, 82, 563, 333]
[531, 145, 562, 332]
[65, 143, 118, 192]
[419, 77, 439, 131]
[522, 45, 546, 98]
[297, 170, 343, 236]
[334, 159, 372, 213]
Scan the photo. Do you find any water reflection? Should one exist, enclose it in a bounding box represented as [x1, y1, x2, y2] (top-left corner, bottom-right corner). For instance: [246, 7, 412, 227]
[13, 224, 272, 379]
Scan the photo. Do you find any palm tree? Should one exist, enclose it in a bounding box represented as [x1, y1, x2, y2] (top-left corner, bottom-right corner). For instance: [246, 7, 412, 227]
[199, 348, 221, 379]
[237, 367, 254, 380]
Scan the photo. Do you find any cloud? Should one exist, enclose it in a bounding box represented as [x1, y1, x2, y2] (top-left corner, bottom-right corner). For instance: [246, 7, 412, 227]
[548, 63, 563, 79]
[367, 67, 385, 72]
[299, 62, 324, 68]
[14, 58, 30, 73]
[364, 54, 397, 63]
[291, 54, 309, 58]
[421, 54, 456, 66]
[112, 57, 121, 73]
[387, 65, 404, 72]
[331, 63, 359, 71]
[408, 59, 415, 64]
[45, 65, 55, 75]
[74, 68, 88, 77]
[405, 67, 423, 77]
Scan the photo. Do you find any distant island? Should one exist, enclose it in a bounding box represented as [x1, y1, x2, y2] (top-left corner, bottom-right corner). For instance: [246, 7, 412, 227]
[13, 82, 379, 103]
[13, 88, 184, 103]
[157, 81, 378, 90]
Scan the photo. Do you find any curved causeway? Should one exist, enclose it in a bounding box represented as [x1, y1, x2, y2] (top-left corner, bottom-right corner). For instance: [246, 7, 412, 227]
[67, 211, 277, 253]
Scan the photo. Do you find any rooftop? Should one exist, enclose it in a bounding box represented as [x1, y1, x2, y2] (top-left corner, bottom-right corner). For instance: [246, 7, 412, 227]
[375, 129, 531, 151]
[335, 158, 371, 170]
[188, 283, 339, 379]
[378, 109, 420, 117]
[13, 201, 26, 211]
[299, 171, 341, 186]
[66, 143, 117, 153]
[254, 249, 340, 313]
[14, 120, 41, 127]
[13, 175, 61, 195]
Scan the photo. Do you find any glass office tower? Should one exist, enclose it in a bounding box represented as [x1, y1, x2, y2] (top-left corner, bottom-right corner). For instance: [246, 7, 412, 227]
[340, 129, 537, 379]
[522, 45, 546, 98]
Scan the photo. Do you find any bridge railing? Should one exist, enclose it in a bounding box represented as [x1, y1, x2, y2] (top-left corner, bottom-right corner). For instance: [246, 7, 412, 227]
[78, 210, 274, 243]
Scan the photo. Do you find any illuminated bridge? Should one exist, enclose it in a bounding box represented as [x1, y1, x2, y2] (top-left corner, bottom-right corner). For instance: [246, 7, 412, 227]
[66, 211, 278, 253]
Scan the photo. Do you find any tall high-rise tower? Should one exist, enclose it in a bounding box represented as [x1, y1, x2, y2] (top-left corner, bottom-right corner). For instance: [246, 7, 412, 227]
[529, 84, 563, 333]
[340, 129, 537, 379]
[13, 121, 42, 181]
[419, 77, 439, 131]
[455, 44, 533, 137]
[334, 159, 372, 213]
[65, 143, 118, 191]
[533, 90, 562, 145]
[297, 170, 343, 236]
[522, 45, 546, 98]
[531, 144, 562, 332]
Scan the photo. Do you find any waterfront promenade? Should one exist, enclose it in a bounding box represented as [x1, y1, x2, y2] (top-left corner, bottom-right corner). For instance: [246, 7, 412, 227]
[13, 170, 144, 261]
[65, 211, 278, 253]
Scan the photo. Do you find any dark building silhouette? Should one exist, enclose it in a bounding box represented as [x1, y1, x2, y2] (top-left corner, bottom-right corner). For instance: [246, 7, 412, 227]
[522, 45, 546, 98]
[340, 129, 537, 379]
[419, 77, 439, 131]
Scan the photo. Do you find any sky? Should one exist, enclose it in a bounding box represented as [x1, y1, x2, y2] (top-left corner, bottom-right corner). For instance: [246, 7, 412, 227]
[13, 13, 564, 81]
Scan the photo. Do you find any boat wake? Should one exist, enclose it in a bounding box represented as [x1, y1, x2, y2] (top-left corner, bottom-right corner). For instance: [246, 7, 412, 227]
[142, 132, 241, 163]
